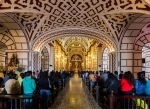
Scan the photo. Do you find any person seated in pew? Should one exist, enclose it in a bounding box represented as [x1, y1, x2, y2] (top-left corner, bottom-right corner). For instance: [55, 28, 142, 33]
[135, 72, 146, 95]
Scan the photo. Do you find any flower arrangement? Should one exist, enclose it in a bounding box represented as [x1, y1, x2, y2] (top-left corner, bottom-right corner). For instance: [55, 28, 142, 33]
[16, 64, 26, 73]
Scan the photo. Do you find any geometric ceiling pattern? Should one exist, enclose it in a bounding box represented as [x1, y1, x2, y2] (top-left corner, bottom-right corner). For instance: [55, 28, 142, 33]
[104, 13, 140, 40]
[1, 0, 150, 51]
[8, 13, 44, 40]
[32, 29, 116, 52]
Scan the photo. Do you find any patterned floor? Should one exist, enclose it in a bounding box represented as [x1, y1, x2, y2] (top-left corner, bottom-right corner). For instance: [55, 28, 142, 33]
[50, 74, 101, 109]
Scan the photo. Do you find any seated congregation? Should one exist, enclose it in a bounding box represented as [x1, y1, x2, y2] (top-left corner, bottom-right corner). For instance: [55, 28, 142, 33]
[80, 70, 150, 109]
[0, 70, 70, 109]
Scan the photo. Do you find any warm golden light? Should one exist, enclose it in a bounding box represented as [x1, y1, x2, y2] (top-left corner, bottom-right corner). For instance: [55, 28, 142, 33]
[41, 55, 44, 59]
[70, 97, 75, 105]
[74, 74, 78, 78]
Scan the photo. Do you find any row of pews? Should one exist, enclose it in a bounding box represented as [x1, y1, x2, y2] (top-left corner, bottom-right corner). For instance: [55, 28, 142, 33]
[83, 78, 150, 109]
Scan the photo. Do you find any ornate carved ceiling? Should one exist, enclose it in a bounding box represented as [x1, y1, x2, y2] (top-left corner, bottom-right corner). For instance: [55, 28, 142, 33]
[32, 29, 116, 52]
[63, 37, 90, 49]
[55, 37, 96, 55]
[0, 0, 150, 51]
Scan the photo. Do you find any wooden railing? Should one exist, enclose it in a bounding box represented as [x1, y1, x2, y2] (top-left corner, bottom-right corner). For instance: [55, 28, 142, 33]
[108, 92, 150, 109]
[84, 79, 150, 109]
[0, 75, 70, 109]
[0, 94, 39, 109]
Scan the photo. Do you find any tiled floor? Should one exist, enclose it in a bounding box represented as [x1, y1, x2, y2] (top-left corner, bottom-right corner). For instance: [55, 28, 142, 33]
[50, 74, 101, 109]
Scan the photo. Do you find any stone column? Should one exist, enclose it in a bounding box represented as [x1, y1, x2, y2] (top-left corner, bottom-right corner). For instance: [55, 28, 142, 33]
[49, 46, 54, 72]
[97, 47, 103, 71]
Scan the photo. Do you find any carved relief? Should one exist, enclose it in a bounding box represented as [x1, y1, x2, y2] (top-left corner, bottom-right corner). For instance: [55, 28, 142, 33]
[10, 13, 44, 40]
[1, 0, 150, 14]
[135, 22, 150, 51]
[33, 29, 116, 52]
[105, 13, 140, 41]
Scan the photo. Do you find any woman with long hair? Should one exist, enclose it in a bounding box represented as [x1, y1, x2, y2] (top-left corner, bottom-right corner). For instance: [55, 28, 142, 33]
[120, 71, 134, 95]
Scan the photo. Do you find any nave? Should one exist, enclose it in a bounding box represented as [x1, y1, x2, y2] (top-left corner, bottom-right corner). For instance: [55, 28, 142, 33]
[50, 74, 100, 109]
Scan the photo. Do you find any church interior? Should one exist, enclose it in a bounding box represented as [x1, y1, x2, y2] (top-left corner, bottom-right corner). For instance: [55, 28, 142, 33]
[0, 0, 150, 108]
[0, 0, 150, 77]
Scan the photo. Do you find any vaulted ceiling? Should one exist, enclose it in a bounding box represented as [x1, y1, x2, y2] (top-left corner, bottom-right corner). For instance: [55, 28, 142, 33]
[0, 0, 150, 52]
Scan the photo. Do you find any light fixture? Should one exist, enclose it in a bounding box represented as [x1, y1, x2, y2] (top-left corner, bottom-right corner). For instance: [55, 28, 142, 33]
[41, 55, 44, 59]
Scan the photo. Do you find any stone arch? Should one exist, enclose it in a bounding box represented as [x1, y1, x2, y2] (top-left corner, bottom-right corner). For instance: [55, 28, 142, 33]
[0, 14, 30, 69]
[0, 33, 15, 50]
[69, 49, 84, 62]
[120, 14, 150, 51]
[69, 51, 84, 72]
[0, 13, 29, 50]
[134, 22, 150, 51]
[0, 22, 16, 50]
[32, 28, 117, 53]
[135, 22, 150, 77]
[118, 14, 150, 75]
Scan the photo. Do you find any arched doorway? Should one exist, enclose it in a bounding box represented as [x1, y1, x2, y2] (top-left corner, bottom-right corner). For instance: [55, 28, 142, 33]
[70, 54, 83, 73]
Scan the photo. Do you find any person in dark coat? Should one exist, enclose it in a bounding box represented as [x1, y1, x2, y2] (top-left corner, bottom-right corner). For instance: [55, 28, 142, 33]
[38, 71, 51, 109]
[104, 73, 119, 95]
[119, 71, 124, 80]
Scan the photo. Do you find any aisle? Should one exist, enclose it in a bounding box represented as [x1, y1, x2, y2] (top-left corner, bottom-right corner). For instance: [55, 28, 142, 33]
[50, 74, 101, 109]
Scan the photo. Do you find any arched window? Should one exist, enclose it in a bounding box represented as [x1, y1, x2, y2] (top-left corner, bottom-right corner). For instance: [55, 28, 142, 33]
[102, 48, 109, 71]
[41, 47, 49, 71]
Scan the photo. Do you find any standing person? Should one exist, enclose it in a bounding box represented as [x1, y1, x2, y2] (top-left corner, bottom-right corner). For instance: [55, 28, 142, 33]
[119, 71, 124, 80]
[4, 71, 13, 84]
[135, 72, 146, 95]
[145, 74, 150, 95]
[104, 73, 119, 95]
[38, 71, 51, 109]
[5, 73, 21, 94]
[114, 71, 118, 79]
[35, 70, 39, 79]
[22, 71, 36, 95]
[100, 70, 108, 87]
[22, 71, 36, 108]
[96, 71, 101, 83]
[5, 73, 21, 109]
[18, 73, 25, 86]
[120, 71, 134, 95]
[89, 72, 96, 87]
